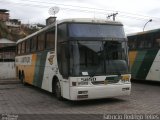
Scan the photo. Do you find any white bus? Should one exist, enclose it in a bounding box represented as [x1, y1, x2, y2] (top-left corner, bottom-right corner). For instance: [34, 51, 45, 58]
[16, 18, 131, 100]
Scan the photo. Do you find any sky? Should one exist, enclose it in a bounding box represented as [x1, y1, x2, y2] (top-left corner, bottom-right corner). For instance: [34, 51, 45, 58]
[1, 0, 160, 34]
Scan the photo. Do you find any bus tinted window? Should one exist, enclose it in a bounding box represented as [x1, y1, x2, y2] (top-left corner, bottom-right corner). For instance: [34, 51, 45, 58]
[57, 24, 67, 42]
[68, 23, 125, 38]
[31, 37, 37, 52]
[26, 39, 31, 53]
[38, 33, 45, 51]
[57, 42, 69, 78]
[18, 43, 21, 54]
[21, 41, 26, 54]
[128, 34, 153, 50]
[137, 36, 145, 49]
[128, 37, 136, 50]
[155, 38, 160, 47]
[154, 33, 160, 48]
[46, 29, 55, 49]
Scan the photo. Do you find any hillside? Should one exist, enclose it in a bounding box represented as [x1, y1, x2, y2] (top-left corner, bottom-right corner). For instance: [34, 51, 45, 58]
[0, 21, 12, 40]
[0, 22, 40, 41]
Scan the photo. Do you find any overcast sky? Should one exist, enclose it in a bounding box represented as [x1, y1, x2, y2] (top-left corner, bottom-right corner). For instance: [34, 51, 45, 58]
[1, 0, 160, 34]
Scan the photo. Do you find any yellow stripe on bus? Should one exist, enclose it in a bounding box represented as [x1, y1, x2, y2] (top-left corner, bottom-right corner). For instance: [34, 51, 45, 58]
[129, 51, 137, 68]
[18, 54, 37, 85]
[25, 54, 37, 84]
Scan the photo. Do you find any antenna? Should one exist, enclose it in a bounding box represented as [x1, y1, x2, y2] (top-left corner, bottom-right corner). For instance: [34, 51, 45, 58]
[49, 6, 60, 17]
[107, 12, 118, 21]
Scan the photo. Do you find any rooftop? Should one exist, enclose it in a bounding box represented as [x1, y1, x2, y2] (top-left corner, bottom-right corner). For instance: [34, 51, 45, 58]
[0, 9, 9, 13]
[127, 28, 160, 37]
[0, 38, 15, 44]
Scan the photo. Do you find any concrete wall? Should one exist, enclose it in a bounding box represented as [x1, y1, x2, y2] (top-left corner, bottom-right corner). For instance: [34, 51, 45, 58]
[0, 62, 16, 79]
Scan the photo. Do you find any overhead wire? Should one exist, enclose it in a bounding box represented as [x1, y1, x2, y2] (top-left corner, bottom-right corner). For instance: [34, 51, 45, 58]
[12, 0, 160, 21]
[17, 0, 160, 20]
[1, 0, 160, 22]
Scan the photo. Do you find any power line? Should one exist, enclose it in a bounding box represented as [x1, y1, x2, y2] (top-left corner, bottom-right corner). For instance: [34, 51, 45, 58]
[12, 0, 160, 21]
[1, 0, 160, 23]
[14, 0, 115, 13]
[0, 0, 109, 14]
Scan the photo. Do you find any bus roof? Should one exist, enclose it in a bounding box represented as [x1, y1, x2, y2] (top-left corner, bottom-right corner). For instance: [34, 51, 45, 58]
[17, 18, 123, 44]
[127, 28, 160, 37]
[57, 18, 123, 25]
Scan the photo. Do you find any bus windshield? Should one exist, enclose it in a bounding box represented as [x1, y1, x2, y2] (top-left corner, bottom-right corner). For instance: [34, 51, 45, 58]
[69, 40, 129, 76]
[68, 23, 125, 38]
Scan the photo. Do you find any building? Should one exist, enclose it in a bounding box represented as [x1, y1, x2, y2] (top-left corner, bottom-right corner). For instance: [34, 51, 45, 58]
[0, 38, 16, 79]
[0, 9, 9, 22]
[5, 19, 21, 32]
[0, 9, 21, 35]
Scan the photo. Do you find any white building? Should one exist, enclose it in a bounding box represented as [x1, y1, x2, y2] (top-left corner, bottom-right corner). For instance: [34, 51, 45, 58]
[0, 38, 16, 79]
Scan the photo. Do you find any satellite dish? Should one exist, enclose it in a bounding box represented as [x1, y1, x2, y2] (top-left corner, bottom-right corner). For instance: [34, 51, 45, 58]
[49, 6, 60, 16]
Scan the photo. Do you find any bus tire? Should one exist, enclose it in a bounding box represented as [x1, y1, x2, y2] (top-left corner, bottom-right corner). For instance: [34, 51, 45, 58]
[21, 71, 26, 85]
[55, 79, 63, 100]
[18, 70, 21, 80]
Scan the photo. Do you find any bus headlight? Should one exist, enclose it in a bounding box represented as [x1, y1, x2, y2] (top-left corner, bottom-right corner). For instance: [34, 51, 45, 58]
[78, 81, 88, 86]
[121, 75, 130, 82]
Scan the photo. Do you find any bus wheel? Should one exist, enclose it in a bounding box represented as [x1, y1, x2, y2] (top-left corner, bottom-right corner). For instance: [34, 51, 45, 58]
[55, 80, 62, 100]
[18, 71, 21, 80]
[20, 71, 25, 85]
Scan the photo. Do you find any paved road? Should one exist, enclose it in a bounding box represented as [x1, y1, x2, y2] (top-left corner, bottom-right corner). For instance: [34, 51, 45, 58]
[0, 82, 160, 120]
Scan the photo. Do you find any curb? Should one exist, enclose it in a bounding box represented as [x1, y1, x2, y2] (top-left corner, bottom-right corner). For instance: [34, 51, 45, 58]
[0, 79, 21, 85]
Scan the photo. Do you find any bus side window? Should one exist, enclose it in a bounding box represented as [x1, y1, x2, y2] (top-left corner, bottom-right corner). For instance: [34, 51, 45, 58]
[139, 40, 145, 49]
[128, 36, 136, 50]
[0, 51, 2, 60]
[37, 33, 45, 51]
[31, 36, 37, 52]
[21, 41, 26, 54]
[129, 40, 136, 50]
[26, 39, 31, 53]
[46, 29, 55, 50]
[18, 43, 21, 55]
[153, 32, 160, 48]
[155, 38, 160, 48]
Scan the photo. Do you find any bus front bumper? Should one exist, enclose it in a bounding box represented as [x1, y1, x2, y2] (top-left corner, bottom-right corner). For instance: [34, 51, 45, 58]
[69, 84, 131, 100]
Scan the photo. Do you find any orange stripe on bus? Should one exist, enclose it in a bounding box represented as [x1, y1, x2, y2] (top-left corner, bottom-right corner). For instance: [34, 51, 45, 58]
[18, 54, 37, 85]
[129, 51, 137, 69]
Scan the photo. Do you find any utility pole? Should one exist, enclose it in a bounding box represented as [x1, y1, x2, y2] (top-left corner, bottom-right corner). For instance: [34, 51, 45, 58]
[107, 12, 118, 21]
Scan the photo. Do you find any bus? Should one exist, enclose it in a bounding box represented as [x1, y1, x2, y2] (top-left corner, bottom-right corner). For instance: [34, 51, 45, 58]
[128, 29, 160, 81]
[16, 18, 131, 100]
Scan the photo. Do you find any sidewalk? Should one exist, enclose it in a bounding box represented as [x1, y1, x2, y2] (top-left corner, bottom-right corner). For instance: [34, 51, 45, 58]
[0, 78, 21, 85]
